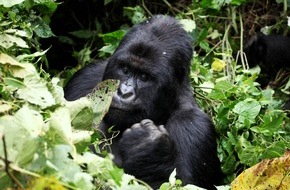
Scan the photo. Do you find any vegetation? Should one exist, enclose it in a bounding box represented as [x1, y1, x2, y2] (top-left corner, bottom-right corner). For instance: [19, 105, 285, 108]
[0, 0, 289, 189]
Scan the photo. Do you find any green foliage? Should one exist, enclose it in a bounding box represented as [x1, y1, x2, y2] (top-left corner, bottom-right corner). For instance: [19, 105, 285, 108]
[191, 61, 290, 182]
[1, 0, 290, 189]
[0, 0, 56, 70]
[200, 0, 249, 10]
[0, 53, 146, 189]
[123, 5, 147, 25]
[98, 30, 127, 57]
[0, 1, 147, 189]
[0, 0, 56, 49]
[186, 1, 290, 183]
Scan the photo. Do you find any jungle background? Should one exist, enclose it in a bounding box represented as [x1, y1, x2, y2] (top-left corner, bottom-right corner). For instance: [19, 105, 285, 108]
[0, 0, 289, 189]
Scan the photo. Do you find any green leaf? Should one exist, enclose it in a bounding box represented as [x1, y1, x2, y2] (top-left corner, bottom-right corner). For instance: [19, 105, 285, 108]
[58, 35, 75, 45]
[0, 33, 28, 49]
[259, 111, 285, 135]
[73, 47, 92, 64]
[0, 102, 12, 113]
[16, 49, 49, 61]
[49, 107, 72, 143]
[70, 30, 94, 39]
[78, 152, 126, 188]
[212, 58, 226, 71]
[99, 30, 126, 43]
[260, 141, 287, 159]
[73, 173, 94, 190]
[104, 0, 113, 5]
[34, 0, 58, 13]
[0, 53, 37, 78]
[180, 19, 196, 32]
[16, 75, 56, 109]
[281, 77, 290, 94]
[0, 0, 25, 7]
[66, 97, 94, 130]
[169, 169, 177, 185]
[208, 80, 234, 100]
[199, 81, 214, 93]
[237, 134, 261, 166]
[216, 185, 231, 190]
[233, 98, 261, 125]
[99, 30, 126, 56]
[3, 78, 25, 88]
[123, 6, 146, 24]
[182, 184, 207, 189]
[199, 41, 210, 51]
[48, 77, 66, 104]
[99, 44, 117, 55]
[46, 145, 86, 185]
[87, 79, 119, 127]
[200, 0, 220, 10]
[31, 17, 54, 38]
[159, 182, 170, 190]
[5, 29, 30, 38]
[71, 130, 92, 151]
[0, 105, 43, 165]
[71, 107, 94, 129]
[222, 153, 238, 174]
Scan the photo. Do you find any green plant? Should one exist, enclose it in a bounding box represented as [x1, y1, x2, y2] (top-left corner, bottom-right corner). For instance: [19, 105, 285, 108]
[191, 55, 290, 182]
[1, 0, 289, 189]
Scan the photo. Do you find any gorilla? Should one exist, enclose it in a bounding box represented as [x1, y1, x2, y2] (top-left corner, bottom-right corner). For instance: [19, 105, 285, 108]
[244, 33, 290, 87]
[64, 15, 223, 189]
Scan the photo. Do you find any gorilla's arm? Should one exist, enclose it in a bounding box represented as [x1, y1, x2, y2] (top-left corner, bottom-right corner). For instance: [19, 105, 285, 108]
[118, 120, 175, 188]
[167, 107, 222, 190]
[117, 107, 221, 190]
[64, 60, 107, 101]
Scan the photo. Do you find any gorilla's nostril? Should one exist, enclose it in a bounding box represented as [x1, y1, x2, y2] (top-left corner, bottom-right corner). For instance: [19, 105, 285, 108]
[122, 92, 134, 99]
[118, 83, 135, 100]
[141, 119, 153, 127]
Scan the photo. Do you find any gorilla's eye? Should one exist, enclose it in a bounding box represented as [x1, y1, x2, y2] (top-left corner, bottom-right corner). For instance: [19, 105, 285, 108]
[140, 73, 149, 82]
[121, 66, 129, 75]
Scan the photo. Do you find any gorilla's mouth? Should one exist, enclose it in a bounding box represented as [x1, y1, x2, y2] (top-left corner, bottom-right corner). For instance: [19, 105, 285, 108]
[110, 94, 139, 112]
[110, 100, 133, 112]
[110, 105, 130, 112]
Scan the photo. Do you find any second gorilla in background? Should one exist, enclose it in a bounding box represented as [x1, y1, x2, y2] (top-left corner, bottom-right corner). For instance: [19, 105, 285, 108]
[64, 15, 223, 189]
[244, 33, 290, 87]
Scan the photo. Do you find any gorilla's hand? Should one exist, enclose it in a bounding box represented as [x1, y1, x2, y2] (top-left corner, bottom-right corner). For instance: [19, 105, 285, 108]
[119, 119, 172, 160]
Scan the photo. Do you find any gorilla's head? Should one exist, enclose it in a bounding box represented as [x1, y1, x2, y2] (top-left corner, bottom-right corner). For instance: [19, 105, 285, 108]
[102, 15, 193, 129]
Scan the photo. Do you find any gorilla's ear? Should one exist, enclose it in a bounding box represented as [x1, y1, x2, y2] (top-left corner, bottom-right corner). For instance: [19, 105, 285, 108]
[170, 51, 190, 84]
[245, 35, 258, 48]
[245, 33, 266, 50]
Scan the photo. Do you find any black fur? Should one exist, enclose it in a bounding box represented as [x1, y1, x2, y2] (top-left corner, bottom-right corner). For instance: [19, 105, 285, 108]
[244, 33, 290, 87]
[64, 15, 223, 189]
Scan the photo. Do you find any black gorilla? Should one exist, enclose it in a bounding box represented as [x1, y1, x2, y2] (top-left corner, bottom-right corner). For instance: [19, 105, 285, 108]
[64, 15, 223, 189]
[244, 33, 290, 87]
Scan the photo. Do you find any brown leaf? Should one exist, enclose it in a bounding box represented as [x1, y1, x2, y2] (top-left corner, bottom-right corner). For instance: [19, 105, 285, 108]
[231, 150, 290, 190]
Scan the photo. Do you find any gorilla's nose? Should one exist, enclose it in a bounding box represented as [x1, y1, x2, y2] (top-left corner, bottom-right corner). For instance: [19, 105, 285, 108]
[117, 83, 136, 101]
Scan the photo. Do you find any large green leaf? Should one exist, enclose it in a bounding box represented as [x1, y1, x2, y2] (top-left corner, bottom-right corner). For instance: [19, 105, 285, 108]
[0, 0, 25, 7]
[16, 75, 55, 109]
[0, 106, 43, 166]
[87, 79, 119, 127]
[233, 98, 261, 125]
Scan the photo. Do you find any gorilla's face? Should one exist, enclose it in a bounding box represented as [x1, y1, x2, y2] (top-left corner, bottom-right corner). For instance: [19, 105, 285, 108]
[104, 45, 167, 110]
[107, 60, 155, 111]
[102, 41, 177, 127]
